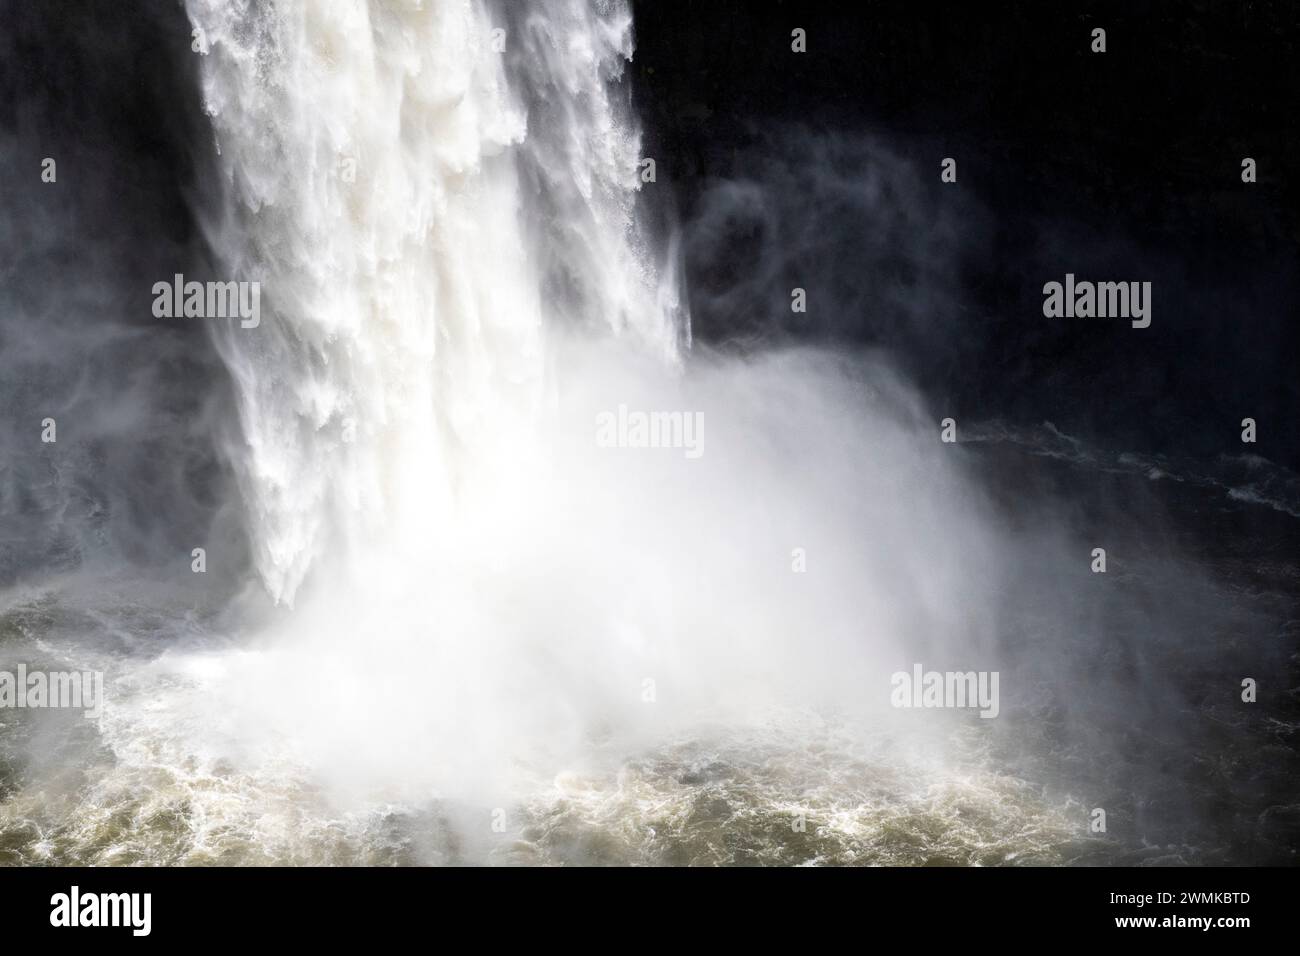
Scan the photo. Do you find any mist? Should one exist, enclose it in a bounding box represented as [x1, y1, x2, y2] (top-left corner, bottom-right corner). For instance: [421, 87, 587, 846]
[1, 0, 1295, 867]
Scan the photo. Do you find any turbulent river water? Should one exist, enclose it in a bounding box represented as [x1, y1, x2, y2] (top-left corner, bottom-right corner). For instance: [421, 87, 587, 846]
[1, 0, 1297, 866]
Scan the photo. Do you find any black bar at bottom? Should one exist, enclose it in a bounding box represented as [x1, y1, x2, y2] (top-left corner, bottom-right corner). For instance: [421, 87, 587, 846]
[0, 866, 1286, 941]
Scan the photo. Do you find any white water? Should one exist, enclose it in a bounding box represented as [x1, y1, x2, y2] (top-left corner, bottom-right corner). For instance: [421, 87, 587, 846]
[1, 1, 1288, 867]
[79, 0, 1018, 833]
[187, 0, 680, 606]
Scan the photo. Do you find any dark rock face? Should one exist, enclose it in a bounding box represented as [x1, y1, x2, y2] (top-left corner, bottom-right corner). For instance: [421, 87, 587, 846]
[0, 0, 238, 585]
[631, 0, 1300, 468]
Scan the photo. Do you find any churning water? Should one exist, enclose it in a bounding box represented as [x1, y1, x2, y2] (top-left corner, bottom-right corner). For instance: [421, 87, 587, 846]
[1, 0, 1296, 866]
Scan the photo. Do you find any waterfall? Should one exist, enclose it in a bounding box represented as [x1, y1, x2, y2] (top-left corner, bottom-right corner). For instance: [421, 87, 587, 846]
[158, 0, 1000, 810]
[184, 0, 682, 605]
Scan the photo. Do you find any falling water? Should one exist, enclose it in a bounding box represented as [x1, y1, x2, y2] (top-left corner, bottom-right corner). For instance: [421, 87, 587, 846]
[38, 0, 1015, 858]
[4, 0, 1291, 866]
[187, 0, 682, 606]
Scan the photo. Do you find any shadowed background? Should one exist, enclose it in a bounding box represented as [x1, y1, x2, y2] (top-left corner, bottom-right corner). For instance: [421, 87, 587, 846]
[632, 0, 1300, 469]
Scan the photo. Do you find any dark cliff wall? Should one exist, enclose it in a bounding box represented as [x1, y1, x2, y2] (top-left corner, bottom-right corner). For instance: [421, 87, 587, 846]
[632, 0, 1300, 468]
